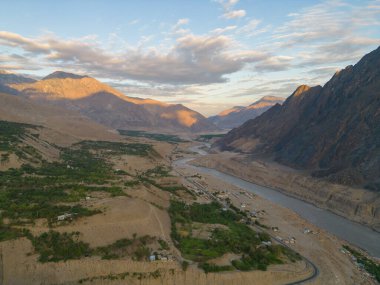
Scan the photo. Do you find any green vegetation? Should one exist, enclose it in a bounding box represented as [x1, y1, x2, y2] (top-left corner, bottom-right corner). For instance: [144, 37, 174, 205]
[343, 245, 380, 282]
[95, 235, 155, 261]
[124, 179, 140, 187]
[0, 146, 118, 224]
[0, 120, 43, 164]
[143, 165, 172, 178]
[231, 245, 290, 271]
[0, 122, 141, 233]
[78, 140, 154, 157]
[0, 222, 29, 242]
[28, 231, 159, 263]
[30, 231, 91, 262]
[199, 263, 234, 273]
[118, 130, 186, 143]
[169, 200, 300, 272]
[158, 238, 169, 250]
[182, 260, 189, 271]
[195, 134, 225, 142]
[0, 120, 37, 152]
[78, 269, 162, 283]
[136, 166, 193, 196]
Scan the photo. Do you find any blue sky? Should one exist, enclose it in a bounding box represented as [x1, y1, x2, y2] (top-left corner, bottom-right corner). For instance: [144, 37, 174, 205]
[1, 0, 379, 116]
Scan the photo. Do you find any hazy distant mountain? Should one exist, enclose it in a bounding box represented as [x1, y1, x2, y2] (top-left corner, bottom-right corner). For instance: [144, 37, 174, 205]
[0, 70, 36, 85]
[208, 96, 284, 129]
[9, 71, 217, 133]
[0, 70, 36, 95]
[216, 46, 380, 189]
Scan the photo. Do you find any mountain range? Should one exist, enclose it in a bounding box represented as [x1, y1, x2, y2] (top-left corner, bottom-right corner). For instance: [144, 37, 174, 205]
[216, 46, 380, 190]
[208, 96, 284, 129]
[2, 71, 217, 133]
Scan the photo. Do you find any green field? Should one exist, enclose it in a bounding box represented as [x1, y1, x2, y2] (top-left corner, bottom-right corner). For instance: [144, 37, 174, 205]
[118, 130, 186, 143]
[0, 121, 158, 240]
[169, 200, 300, 272]
[195, 134, 225, 142]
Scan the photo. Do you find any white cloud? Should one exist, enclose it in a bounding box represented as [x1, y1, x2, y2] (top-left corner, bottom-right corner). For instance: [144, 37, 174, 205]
[176, 18, 189, 26]
[269, 0, 380, 67]
[171, 18, 191, 36]
[254, 56, 293, 72]
[236, 19, 268, 38]
[216, 0, 246, 19]
[129, 19, 139, 25]
[223, 9, 246, 19]
[211, 25, 237, 34]
[216, 0, 239, 10]
[0, 31, 278, 85]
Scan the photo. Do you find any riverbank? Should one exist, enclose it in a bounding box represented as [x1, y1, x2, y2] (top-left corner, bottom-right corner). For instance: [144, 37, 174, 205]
[191, 150, 380, 233]
[173, 148, 376, 284]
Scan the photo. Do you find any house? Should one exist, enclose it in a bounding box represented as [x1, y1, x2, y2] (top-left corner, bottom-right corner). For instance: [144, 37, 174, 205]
[149, 255, 156, 262]
[216, 192, 229, 199]
[57, 213, 72, 221]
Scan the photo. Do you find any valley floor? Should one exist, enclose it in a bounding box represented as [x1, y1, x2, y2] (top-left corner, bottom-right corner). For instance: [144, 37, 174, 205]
[0, 134, 378, 285]
[191, 151, 380, 232]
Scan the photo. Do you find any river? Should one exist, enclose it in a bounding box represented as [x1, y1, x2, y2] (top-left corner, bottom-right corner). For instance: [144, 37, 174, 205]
[174, 145, 380, 258]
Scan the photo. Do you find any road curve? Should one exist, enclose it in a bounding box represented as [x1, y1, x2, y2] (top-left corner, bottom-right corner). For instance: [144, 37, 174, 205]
[175, 143, 320, 285]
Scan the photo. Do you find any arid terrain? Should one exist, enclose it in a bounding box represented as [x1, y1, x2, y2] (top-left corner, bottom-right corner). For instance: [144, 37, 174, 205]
[177, 149, 376, 285]
[0, 123, 318, 285]
[1, 1, 380, 284]
[1, 120, 378, 284]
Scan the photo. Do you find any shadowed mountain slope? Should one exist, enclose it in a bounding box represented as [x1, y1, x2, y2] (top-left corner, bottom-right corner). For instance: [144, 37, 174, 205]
[216, 46, 380, 189]
[0, 92, 119, 141]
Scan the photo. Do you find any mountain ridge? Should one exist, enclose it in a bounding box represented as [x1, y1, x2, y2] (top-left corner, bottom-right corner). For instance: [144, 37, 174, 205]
[208, 95, 284, 129]
[8, 71, 217, 133]
[216, 46, 380, 189]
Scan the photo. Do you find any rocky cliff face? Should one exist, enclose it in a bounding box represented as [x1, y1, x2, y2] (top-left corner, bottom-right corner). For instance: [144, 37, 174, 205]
[9, 72, 217, 133]
[208, 96, 284, 129]
[216, 46, 380, 190]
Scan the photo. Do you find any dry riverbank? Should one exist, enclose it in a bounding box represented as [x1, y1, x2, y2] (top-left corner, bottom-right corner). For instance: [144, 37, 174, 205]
[192, 151, 380, 232]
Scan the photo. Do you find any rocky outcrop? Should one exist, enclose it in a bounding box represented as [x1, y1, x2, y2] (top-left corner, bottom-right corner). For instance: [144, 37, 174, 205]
[216, 46, 380, 190]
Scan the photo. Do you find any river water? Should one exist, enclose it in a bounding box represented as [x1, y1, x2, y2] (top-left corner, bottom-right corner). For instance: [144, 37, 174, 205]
[174, 145, 380, 258]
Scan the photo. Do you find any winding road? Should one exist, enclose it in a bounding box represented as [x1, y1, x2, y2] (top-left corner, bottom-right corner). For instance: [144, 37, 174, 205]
[173, 144, 320, 284]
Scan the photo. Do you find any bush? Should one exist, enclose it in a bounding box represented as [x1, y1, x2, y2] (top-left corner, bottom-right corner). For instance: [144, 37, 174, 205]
[182, 260, 189, 271]
[343, 245, 380, 282]
[199, 262, 233, 273]
[30, 231, 91, 262]
[168, 199, 292, 273]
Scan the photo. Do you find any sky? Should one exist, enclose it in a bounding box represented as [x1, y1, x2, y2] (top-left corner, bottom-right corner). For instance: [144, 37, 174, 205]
[0, 0, 379, 116]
